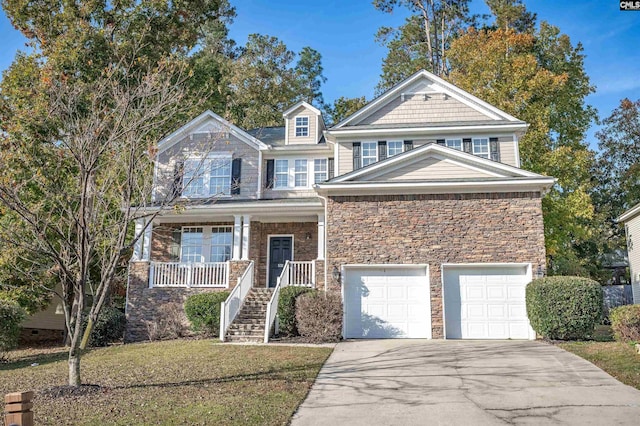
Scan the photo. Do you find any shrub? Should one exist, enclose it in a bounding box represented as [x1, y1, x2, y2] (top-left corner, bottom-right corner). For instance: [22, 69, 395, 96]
[85, 306, 126, 347]
[184, 291, 229, 336]
[610, 304, 640, 343]
[0, 299, 26, 354]
[146, 302, 189, 341]
[278, 286, 314, 336]
[526, 276, 602, 340]
[295, 291, 342, 343]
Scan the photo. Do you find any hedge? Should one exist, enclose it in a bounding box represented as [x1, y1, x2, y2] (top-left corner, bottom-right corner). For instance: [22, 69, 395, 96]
[295, 291, 342, 343]
[278, 286, 314, 336]
[526, 276, 602, 340]
[610, 304, 640, 343]
[184, 292, 229, 336]
[84, 306, 126, 347]
[0, 299, 26, 352]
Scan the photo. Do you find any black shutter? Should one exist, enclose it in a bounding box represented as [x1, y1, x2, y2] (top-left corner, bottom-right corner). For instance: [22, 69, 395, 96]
[231, 158, 242, 195]
[378, 141, 387, 161]
[172, 161, 184, 198]
[489, 137, 500, 162]
[170, 229, 181, 262]
[403, 140, 413, 151]
[265, 159, 274, 189]
[436, 139, 445, 146]
[463, 138, 472, 154]
[328, 158, 335, 179]
[352, 142, 362, 170]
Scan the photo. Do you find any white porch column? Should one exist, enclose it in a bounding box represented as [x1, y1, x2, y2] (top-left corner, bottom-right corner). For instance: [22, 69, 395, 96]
[317, 213, 325, 260]
[241, 215, 251, 260]
[141, 220, 152, 261]
[232, 215, 242, 260]
[132, 219, 144, 261]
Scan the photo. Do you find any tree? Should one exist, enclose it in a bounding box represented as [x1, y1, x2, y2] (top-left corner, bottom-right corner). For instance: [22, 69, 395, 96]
[295, 47, 327, 108]
[485, 0, 536, 32]
[324, 96, 368, 125]
[374, 0, 475, 91]
[1, 0, 232, 386]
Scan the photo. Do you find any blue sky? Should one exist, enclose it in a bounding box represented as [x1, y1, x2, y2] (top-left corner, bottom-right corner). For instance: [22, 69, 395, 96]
[1, 0, 639, 148]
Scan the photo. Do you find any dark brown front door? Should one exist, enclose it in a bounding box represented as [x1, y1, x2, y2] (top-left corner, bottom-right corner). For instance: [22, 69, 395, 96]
[268, 236, 292, 287]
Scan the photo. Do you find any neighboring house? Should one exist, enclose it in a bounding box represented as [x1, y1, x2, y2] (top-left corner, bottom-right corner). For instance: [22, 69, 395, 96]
[20, 284, 65, 344]
[618, 204, 640, 303]
[126, 70, 555, 342]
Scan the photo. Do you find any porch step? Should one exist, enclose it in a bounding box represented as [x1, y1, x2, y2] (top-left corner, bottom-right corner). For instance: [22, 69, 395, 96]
[224, 288, 274, 343]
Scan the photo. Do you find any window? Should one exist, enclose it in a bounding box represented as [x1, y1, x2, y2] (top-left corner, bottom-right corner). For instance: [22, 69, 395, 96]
[294, 159, 308, 187]
[295, 116, 309, 137]
[362, 142, 377, 166]
[182, 156, 232, 198]
[180, 227, 204, 263]
[473, 138, 489, 158]
[314, 159, 327, 183]
[181, 226, 232, 263]
[275, 159, 289, 188]
[446, 139, 462, 151]
[387, 141, 403, 157]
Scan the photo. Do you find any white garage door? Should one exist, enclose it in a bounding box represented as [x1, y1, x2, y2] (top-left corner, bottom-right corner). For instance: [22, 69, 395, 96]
[343, 266, 431, 339]
[443, 265, 534, 340]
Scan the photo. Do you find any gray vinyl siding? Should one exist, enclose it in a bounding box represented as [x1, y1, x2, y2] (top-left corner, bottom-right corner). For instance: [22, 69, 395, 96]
[625, 214, 640, 303]
[22, 284, 65, 330]
[358, 94, 490, 125]
[155, 133, 259, 201]
[361, 157, 493, 181]
[286, 105, 318, 145]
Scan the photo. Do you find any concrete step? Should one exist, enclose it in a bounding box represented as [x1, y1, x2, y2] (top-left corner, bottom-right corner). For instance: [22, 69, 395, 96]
[228, 324, 265, 331]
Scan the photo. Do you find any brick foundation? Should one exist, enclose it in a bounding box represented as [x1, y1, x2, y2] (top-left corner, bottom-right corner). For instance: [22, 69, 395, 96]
[325, 192, 547, 339]
[19, 328, 65, 345]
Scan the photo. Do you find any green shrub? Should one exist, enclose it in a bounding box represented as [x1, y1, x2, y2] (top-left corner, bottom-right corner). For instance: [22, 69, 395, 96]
[184, 292, 229, 336]
[295, 291, 342, 343]
[526, 276, 602, 340]
[610, 305, 640, 343]
[84, 306, 126, 347]
[0, 299, 26, 353]
[278, 286, 314, 336]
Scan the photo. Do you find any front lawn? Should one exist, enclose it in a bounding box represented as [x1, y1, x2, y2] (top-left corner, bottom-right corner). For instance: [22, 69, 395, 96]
[559, 327, 640, 391]
[1, 340, 332, 425]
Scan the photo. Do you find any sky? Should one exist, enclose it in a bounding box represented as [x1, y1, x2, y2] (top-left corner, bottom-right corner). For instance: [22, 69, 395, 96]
[1, 0, 639, 149]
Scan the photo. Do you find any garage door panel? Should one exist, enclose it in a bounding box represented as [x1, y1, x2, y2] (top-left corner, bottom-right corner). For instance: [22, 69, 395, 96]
[444, 265, 534, 340]
[344, 267, 431, 339]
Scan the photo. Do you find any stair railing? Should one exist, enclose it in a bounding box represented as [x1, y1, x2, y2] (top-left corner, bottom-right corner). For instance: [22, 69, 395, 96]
[264, 260, 291, 343]
[220, 261, 254, 342]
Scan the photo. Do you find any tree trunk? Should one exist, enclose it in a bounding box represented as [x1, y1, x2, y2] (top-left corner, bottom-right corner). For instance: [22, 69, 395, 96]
[68, 349, 81, 387]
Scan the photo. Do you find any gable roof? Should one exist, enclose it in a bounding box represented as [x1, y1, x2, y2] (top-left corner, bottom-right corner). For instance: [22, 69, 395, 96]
[618, 203, 640, 223]
[331, 69, 524, 130]
[157, 110, 268, 153]
[282, 101, 322, 118]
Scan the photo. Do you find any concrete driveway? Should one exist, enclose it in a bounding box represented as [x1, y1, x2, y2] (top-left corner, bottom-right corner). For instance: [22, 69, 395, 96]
[291, 340, 640, 425]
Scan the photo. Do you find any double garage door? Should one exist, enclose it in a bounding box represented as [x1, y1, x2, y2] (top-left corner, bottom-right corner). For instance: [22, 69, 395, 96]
[343, 264, 534, 340]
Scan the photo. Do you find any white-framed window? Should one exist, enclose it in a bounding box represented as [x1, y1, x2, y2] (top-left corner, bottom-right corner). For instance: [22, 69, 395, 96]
[180, 226, 232, 263]
[295, 116, 309, 137]
[314, 159, 327, 183]
[387, 141, 403, 157]
[180, 227, 204, 263]
[473, 138, 489, 159]
[362, 142, 377, 166]
[446, 138, 462, 151]
[294, 159, 308, 187]
[275, 159, 289, 188]
[182, 156, 232, 198]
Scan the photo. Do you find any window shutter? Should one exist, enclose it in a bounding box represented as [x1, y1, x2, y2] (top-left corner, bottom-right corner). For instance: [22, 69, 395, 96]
[170, 229, 181, 262]
[352, 142, 362, 170]
[403, 140, 413, 151]
[328, 158, 335, 179]
[231, 158, 242, 195]
[172, 161, 184, 198]
[378, 141, 387, 161]
[463, 138, 472, 154]
[265, 159, 275, 189]
[436, 139, 445, 146]
[489, 137, 500, 162]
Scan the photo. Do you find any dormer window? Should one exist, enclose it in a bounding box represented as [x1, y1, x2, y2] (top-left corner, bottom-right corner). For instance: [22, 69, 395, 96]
[295, 116, 309, 137]
[473, 138, 489, 159]
[446, 139, 462, 151]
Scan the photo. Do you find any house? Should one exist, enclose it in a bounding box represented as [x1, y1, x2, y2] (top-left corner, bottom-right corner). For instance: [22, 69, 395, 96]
[125, 70, 555, 342]
[618, 204, 640, 303]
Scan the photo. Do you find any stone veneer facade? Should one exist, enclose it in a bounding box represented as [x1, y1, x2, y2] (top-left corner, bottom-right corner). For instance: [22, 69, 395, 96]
[324, 192, 546, 339]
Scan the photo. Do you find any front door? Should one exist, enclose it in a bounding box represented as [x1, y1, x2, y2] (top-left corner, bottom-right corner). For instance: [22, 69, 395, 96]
[268, 236, 293, 287]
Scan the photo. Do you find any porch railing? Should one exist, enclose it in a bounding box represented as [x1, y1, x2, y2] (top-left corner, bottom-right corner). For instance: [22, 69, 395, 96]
[149, 261, 229, 288]
[220, 261, 254, 342]
[264, 260, 290, 343]
[286, 261, 316, 287]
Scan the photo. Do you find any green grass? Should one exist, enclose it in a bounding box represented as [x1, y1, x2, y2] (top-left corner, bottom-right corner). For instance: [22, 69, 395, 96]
[559, 325, 640, 391]
[1, 340, 332, 425]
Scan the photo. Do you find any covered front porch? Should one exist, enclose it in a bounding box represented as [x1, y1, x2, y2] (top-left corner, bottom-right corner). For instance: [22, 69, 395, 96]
[132, 199, 326, 289]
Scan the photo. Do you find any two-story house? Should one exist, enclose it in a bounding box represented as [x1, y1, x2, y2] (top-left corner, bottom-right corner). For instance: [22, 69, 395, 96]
[126, 70, 555, 342]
